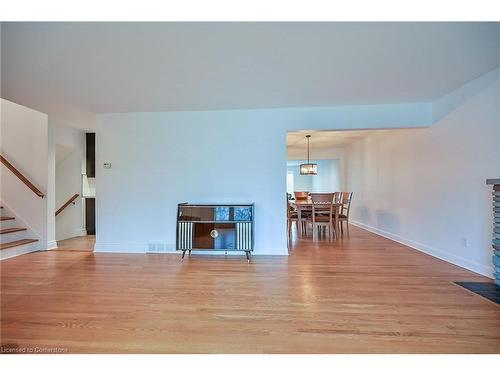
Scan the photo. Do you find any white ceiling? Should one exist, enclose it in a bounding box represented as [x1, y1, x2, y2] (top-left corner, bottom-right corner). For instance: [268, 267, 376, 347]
[287, 129, 413, 158]
[287, 129, 380, 149]
[2, 22, 499, 130]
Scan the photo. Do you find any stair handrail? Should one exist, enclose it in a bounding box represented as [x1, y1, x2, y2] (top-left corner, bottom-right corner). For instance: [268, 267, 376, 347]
[55, 194, 80, 216]
[0, 154, 45, 198]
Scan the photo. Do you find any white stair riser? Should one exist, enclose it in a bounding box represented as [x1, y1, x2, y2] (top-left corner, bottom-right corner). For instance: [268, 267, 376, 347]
[0, 230, 28, 243]
[0, 241, 40, 260]
[0, 220, 17, 229]
[0, 204, 41, 260]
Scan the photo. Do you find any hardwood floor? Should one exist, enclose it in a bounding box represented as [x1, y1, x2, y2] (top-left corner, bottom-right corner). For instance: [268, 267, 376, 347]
[56, 235, 95, 251]
[1, 226, 499, 353]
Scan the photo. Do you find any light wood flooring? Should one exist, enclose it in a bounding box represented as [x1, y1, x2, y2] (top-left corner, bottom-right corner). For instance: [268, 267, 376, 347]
[1, 226, 499, 353]
[56, 235, 95, 251]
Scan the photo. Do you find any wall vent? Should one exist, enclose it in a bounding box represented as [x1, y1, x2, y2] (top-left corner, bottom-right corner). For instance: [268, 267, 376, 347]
[147, 243, 170, 253]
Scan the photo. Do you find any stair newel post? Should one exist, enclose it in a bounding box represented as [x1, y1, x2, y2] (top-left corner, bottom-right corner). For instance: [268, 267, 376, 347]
[487, 179, 500, 286]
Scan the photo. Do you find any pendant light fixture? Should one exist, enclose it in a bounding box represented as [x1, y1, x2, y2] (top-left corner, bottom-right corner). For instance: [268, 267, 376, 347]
[300, 135, 318, 175]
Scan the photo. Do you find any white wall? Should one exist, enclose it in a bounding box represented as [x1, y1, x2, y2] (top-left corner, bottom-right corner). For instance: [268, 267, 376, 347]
[95, 103, 430, 254]
[55, 123, 86, 241]
[288, 146, 347, 191]
[346, 68, 500, 276]
[287, 159, 341, 194]
[0, 99, 55, 249]
[96, 112, 288, 254]
[287, 163, 313, 193]
[312, 160, 341, 192]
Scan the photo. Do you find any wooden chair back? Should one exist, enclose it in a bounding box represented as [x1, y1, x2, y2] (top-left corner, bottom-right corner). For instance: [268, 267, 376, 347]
[340, 192, 353, 217]
[310, 193, 334, 221]
[287, 199, 294, 220]
[333, 192, 342, 203]
[294, 191, 309, 201]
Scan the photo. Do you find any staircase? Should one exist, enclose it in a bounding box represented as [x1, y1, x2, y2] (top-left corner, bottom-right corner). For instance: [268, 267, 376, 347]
[0, 205, 39, 259]
[1, 153, 45, 260]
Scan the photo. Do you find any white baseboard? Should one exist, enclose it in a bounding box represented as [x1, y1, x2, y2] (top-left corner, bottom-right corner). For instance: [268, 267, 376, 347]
[94, 242, 148, 253]
[255, 248, 289, 255]
[36, 239, 58, 251]
[46, 240, 58, 250]
[56, 228, 88, 242]
[94, 242, 289, 256]
[173, 248, 289, 256]
[350, 220, 493, 278]
[73, 228, 87, 237]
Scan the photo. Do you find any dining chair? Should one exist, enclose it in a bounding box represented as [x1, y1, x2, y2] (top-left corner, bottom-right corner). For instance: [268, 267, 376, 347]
[309, 193, 336, 241]
[287, 199, 298, 241]
[294, 191, 313, 234]
[287, 199, 309, 239]
[339, 192, 353, 235]
[333, 192, 342, 203]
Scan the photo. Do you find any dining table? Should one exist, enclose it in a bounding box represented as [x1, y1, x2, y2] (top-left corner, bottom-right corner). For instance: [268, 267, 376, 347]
[288, 199, 342, 237]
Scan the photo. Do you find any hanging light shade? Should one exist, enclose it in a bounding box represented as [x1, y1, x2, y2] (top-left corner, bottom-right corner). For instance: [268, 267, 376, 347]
[300, 135, 318, 175]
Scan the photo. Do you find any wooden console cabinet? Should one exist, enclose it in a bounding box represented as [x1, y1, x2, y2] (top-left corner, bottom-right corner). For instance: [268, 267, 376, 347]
[176, 203, 254, 261]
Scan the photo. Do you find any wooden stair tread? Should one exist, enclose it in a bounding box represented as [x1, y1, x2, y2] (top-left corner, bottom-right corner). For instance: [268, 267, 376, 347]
[1, 238, 38, 250]
[0, 227, 27, 234]
[1, 216, 15, 221]
[0, 228, 26, 234]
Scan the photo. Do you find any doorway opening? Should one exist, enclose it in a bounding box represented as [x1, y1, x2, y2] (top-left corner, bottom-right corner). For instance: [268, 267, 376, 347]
[54, 130, 95, 251]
